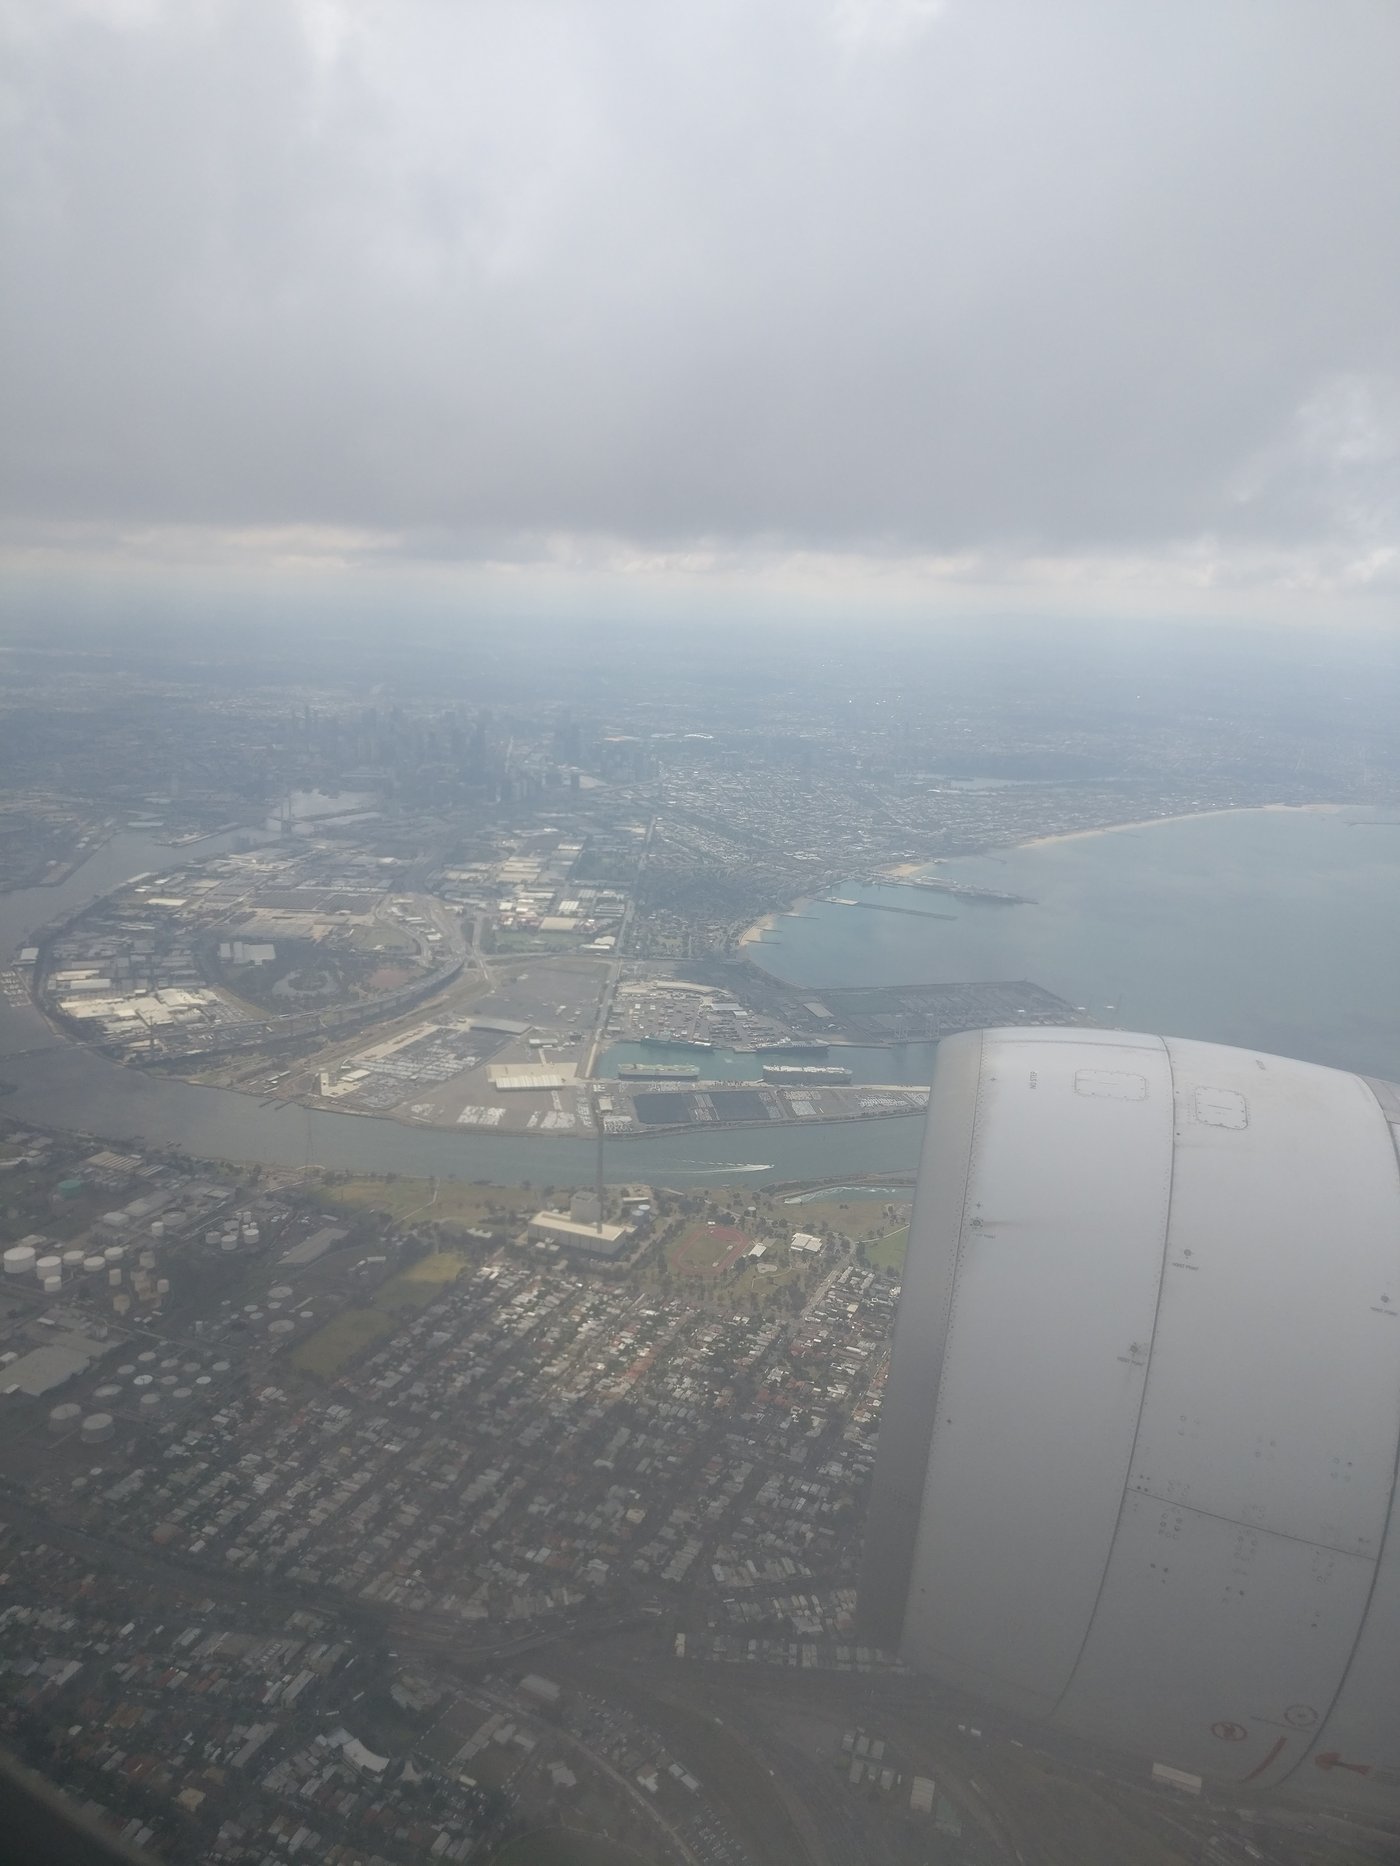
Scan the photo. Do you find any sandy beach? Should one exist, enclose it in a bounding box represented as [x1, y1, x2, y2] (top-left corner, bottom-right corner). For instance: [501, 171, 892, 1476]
[738, 895, 818, 946]
[736, 803, 1345, 945]
[879, 859, 939, 878]
[738, 911, 778, 947]
[1014, 801, 1341, 852]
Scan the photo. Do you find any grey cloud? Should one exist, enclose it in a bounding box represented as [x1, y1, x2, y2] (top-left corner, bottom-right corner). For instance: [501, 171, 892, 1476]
[1, 0, 1397, 572]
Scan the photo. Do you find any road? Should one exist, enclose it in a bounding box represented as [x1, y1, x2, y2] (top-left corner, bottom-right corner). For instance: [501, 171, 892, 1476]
[583, 813, 652, 1080]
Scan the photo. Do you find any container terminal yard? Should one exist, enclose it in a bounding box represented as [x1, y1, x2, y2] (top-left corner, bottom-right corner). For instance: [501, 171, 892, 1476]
[10, 833, 1081, 1142]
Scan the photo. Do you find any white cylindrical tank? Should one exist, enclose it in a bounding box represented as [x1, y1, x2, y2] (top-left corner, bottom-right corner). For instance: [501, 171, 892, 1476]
[221, 1235, 239, 1253]
[156, 1278, 170, 1295]
[48, 1403, 81, 1433]
[82, 1255, 105, 1274]
[103, 1245, 125, 1265]
[41, 1275, 61, 1294]
[102, 1212, 128, 1229]
[80, 1412, 114, 1443]
[3, 1246, 35, 1277]
[864, 1028, 1400, 1816]
[107, 1268, 121, 1287]
[150, 1221, 165, 1239]
[62, 1249, 85, 1270]
[138, 1392, 160, 1410]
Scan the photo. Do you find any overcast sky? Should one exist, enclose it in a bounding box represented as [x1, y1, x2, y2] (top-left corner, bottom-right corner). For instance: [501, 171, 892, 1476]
[2, 0, 1398, 627]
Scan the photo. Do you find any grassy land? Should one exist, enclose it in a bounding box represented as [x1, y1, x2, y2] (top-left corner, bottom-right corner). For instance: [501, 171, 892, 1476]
[866, 1224, 909, 1272]
[291, 1250, 465, 1378]
[775, 1196, 908, 1240]
[319, 1176, 541, 1227]
[347, 923, 415, 953]
[668, 1220, 751, 1276]
[633, 1246, 812, 1312]
[488, 930, 583, 955]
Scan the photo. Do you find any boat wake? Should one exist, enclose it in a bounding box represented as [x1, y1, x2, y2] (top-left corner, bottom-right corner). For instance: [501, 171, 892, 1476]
[669, 1162, 774, 1175]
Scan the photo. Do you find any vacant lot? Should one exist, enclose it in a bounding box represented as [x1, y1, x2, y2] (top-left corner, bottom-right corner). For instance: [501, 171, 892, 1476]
[319, 1175, 540, 1228]
[778, 1196, 909, 1240]
[867, 1224, 909, 1272]
[291, 1250, 464, 1378]
[668, 1220, 751, 1277]
[631, 1090, 694, 1125]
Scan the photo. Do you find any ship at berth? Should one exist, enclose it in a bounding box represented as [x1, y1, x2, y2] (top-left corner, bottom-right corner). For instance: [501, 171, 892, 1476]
[760, 1062, 854, 1084]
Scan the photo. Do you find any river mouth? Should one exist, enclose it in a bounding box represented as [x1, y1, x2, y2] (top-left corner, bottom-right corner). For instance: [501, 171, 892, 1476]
[3, 806, 1399, 1186]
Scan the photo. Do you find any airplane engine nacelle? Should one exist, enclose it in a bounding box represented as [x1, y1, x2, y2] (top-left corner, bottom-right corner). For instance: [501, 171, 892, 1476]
[862, 1028, 1400, 1807]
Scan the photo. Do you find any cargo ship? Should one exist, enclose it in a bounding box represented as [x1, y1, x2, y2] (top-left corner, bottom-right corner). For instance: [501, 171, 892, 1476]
[618, 1061, 702, 1081]
[761, 1063, 854, 1085]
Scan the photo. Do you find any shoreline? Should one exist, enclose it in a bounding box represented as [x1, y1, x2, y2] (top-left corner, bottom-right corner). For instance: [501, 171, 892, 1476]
[737, 911, 777, 947]
[738, 894, 814, 948]
[735, 801, 1345, 952]
[1012, 801, 1342, 852]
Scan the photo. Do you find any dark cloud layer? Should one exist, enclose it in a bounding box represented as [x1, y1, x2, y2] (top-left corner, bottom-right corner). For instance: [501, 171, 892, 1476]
[1, 1, 1398, 601]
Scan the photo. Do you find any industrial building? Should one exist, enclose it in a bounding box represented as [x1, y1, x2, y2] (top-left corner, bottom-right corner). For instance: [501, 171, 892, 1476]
[526, 1210, 634, 1257]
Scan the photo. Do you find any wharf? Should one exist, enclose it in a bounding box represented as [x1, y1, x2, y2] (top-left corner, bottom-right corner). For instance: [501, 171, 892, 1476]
[831, 898, 956, 921]
[894, 877, 1033, 906]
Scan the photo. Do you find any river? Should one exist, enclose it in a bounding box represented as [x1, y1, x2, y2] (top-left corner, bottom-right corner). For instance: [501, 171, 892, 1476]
[3, 805, 1398, 1187]
[0, 832, 919, 1186]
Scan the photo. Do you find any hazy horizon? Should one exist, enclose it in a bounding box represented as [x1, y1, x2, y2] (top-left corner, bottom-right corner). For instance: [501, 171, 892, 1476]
[3, 0, 1398, 633]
